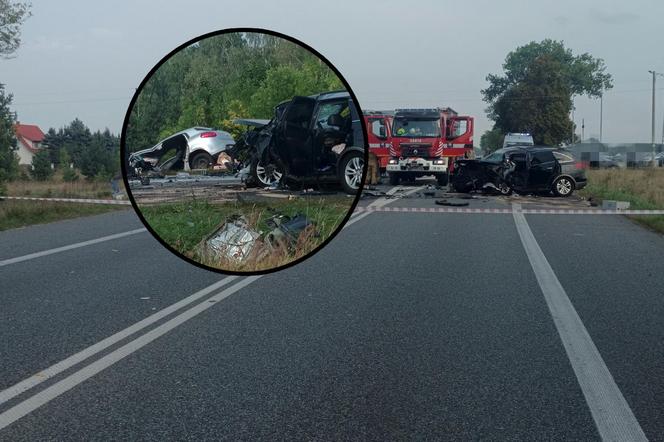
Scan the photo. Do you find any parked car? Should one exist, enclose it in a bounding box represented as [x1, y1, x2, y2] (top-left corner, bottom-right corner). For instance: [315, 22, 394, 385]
[230, 91, 365, 194]
[451, 146, 587, 197]
[127, 127, 235, 181]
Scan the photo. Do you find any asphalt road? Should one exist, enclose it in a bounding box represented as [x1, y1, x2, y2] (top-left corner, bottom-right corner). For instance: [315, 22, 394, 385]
[1, 181, 663, 440]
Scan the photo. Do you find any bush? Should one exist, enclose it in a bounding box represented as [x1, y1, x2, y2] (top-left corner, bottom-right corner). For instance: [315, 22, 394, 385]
[31, 150, 54, 181]
[63, 167, 79, 182]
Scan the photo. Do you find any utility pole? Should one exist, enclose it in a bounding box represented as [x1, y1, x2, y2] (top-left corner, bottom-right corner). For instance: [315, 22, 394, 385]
[599, 94, 603, 143]
[648, 71, 664, 167]
[571, 97, 575, 145]
[581, 118, 585, 142]
[649, 71, 656, 167]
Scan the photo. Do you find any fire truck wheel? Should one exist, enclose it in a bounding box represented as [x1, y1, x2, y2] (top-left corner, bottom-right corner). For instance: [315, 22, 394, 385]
[388, 173, 400, 186]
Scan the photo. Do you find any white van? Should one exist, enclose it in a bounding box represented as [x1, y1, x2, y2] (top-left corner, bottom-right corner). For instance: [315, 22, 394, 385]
[503, 133, 534, 148]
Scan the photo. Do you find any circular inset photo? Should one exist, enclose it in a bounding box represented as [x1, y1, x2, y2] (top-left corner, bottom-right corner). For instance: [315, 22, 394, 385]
[121, 29, 367, 274]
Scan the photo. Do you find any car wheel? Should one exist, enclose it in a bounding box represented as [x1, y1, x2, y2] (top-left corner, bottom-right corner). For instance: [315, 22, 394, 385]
[553, 176, 574, 197]
[189, 152, 212, 170]
[499, 183, 512, 195]
[436, 173, 449, 186]
[388, 173, 400, 186]
[251, 157, 283, 187]
[339, 152, 364, 194]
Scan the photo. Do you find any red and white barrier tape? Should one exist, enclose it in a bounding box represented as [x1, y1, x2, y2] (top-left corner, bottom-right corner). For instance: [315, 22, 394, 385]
[354, 206, 664, 215]
[2, 196, 132, 205]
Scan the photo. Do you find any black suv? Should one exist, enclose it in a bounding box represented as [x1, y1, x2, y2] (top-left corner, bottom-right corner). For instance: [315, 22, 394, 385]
[231, 91, 365, 194]
[451, 146, 587, 197]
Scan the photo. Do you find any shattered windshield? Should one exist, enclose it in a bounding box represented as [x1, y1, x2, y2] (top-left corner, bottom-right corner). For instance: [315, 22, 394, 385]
[483, 150, 505, 163]
[392, 118, 440, 138]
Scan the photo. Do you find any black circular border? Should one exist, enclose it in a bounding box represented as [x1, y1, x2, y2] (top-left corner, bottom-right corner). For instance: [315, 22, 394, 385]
[120, 27, 369, 276]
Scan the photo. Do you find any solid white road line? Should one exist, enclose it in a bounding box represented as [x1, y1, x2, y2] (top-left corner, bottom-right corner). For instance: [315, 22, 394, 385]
[0, 228, 147, 268]
[0, 276, 259, 430]
[512, 204, 647, 442]
[0, 186, 411, 428]
[0, 276, 238, 406]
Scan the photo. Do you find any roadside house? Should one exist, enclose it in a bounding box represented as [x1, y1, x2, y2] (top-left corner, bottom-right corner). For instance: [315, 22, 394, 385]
[14, 122, 45, 165]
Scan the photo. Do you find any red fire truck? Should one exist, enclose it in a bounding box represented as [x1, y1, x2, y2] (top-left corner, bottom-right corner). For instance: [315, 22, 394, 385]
[386, 108, 474, 185]
[363, 111, 394, 173]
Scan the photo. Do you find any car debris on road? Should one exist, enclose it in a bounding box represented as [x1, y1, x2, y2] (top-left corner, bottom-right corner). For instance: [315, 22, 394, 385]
[197, 212, 317, 263]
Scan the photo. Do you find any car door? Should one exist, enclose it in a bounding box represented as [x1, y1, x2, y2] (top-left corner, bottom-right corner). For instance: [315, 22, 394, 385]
[311, 99, 351, 175]
[505, 151, 528, 190]
[276, 96, 316, 176]
[527, 150, 558, 190]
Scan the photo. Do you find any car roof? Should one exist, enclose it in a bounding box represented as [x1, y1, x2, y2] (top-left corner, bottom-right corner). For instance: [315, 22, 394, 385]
[503, 145, 564, 153]
[310, 90, 350, 101]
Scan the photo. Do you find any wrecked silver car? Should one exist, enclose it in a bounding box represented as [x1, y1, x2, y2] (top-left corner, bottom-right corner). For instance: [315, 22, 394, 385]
[128, 127, 235, 182]
[229, 91, 366, 194]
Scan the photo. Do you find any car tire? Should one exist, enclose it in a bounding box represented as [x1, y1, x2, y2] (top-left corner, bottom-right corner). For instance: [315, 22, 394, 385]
[339, 151, 364, 194]
[436, 173, 449, 186]
[251, 156, 283, 187]
[388, 173, 400, 186]
[189, 152, 212, 170]
[552, 176, 575, 197]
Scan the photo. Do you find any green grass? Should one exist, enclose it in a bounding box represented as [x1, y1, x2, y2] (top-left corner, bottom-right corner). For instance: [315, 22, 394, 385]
[0, 200, 127, 231]
[579, 168, 664, 234]
[139, 197, 352, 271]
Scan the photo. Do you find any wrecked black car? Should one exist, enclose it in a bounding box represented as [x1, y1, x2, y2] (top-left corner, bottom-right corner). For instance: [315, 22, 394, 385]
[451, 146, 587, 197]
[229, 91, 365, 194]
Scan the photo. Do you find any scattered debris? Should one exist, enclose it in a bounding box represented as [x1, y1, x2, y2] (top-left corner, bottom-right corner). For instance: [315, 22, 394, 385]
[435, 199, 470, 207]
[265, 214, 316, 250]
[197, 212, 317, 263]
[199, 215, 262, 262]
[362, 190, 388, 198]
[140, 297, 151, 300]
[602, 200, 630, 210]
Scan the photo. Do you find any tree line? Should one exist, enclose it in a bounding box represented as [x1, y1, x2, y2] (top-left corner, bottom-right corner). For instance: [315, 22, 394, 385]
[480, 39, 613, 153]
[125, 32, 344, 151]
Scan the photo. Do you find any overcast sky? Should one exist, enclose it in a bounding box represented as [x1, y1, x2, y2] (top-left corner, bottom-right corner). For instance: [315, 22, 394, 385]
[3, 0, 664, 143]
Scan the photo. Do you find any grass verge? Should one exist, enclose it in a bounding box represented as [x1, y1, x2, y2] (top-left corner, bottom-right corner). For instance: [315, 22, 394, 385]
[0, 200, 127, 231]
[6, 178, 120, 199]
[579, 168, 664, 234]
[139, 196, 352, 272]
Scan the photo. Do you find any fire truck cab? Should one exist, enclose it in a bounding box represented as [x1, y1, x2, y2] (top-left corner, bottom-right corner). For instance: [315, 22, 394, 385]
[363, 111, 394, 173]
[387, 108, 473, 186]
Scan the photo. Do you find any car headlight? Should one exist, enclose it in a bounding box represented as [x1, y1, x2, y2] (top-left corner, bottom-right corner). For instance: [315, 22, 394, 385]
[433, 159, 446, 165]
[388, 159, 397, 164]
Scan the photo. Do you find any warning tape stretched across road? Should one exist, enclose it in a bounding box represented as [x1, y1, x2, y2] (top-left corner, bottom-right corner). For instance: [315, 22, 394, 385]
[1, 196, 132, 205]
[4, 195, 663, 215]
[354, 206, 664, 215]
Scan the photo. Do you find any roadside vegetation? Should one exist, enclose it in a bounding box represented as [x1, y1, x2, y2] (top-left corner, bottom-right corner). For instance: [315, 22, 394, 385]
[139, 197, 352, 272]
[0, 169, 126, 230]
[580, 168, 664, 234]
[125, 32, 344, 151]
[0, 199, 126, 231]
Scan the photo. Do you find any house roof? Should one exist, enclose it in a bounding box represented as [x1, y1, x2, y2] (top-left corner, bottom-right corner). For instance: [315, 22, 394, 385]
[14, 123, 45, 154]
[15, 123, 45, 142]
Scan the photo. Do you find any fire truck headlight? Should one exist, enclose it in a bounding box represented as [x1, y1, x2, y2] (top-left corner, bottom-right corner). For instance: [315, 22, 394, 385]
[433, 159, 446, 165]
[388, 159, 397, 165]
